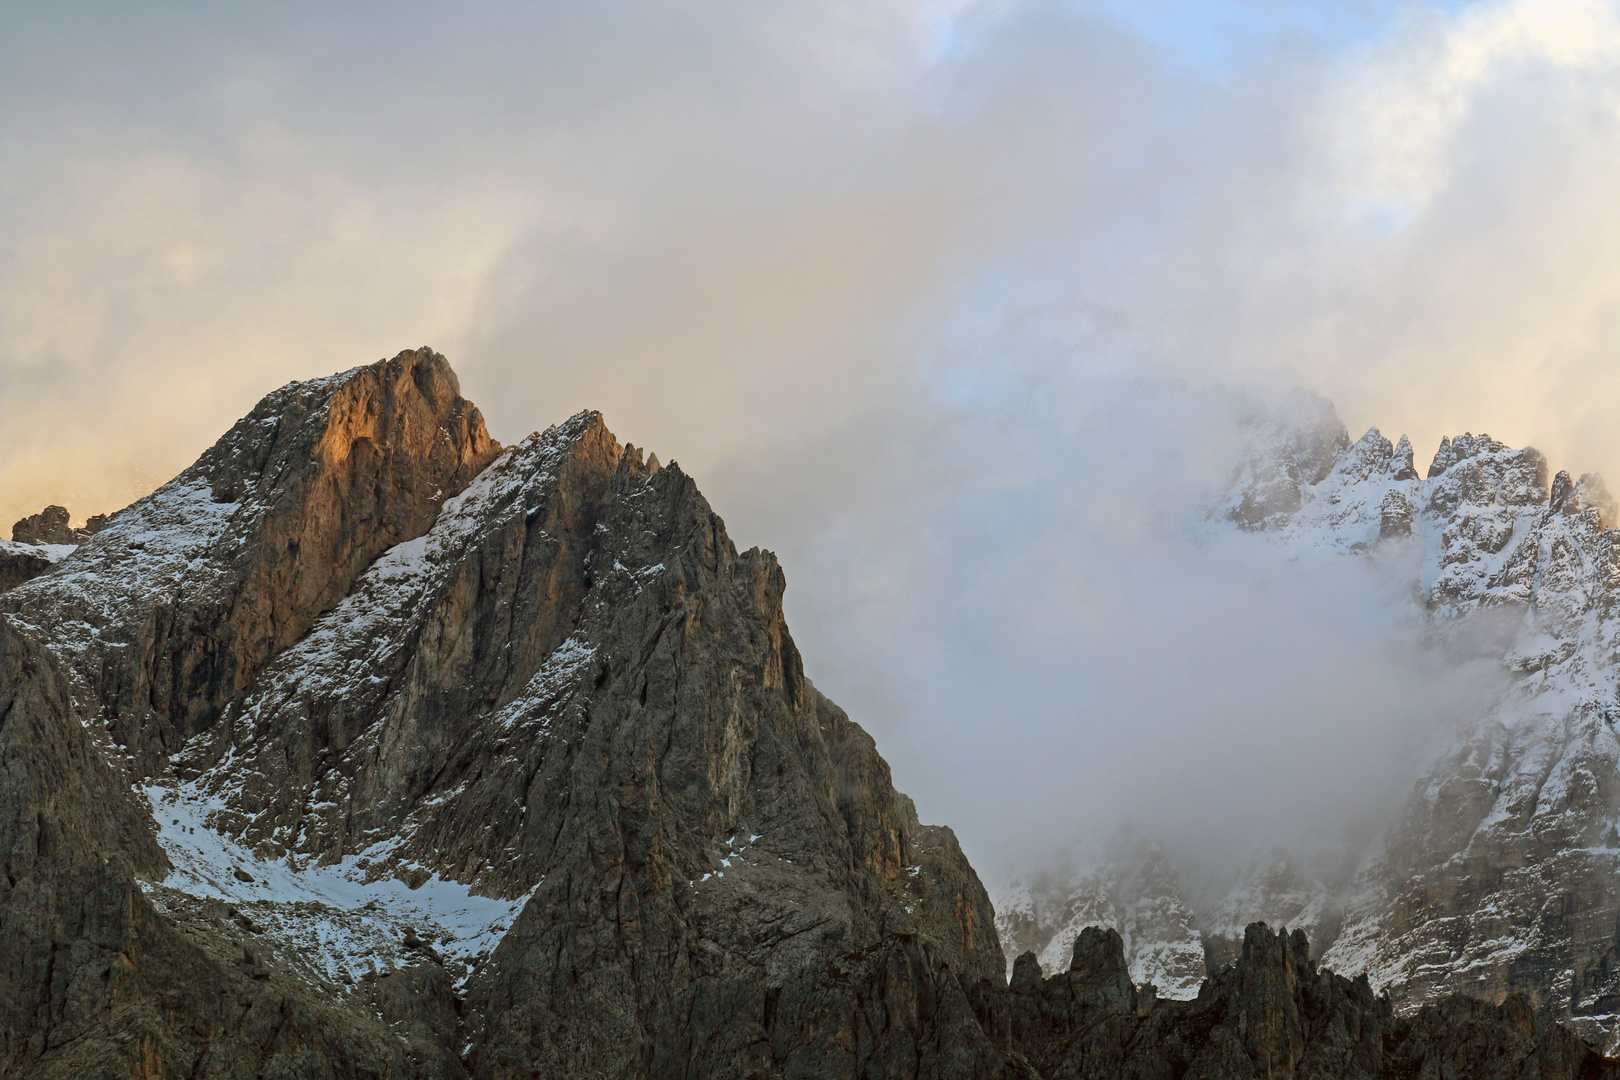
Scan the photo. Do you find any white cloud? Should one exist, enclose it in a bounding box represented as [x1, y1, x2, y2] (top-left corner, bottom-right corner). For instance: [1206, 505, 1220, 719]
[7, 0, 1620, 877]
[1326, 0, 1620, 211]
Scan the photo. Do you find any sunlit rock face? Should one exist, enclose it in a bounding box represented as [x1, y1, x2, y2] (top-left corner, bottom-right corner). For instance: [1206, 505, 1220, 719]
[2, 350, 502, 778]
[0, 349, 1006, 1079]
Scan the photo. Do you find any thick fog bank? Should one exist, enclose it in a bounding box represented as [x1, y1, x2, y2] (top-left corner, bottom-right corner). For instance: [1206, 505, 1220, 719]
[712, 372, 1510, 888]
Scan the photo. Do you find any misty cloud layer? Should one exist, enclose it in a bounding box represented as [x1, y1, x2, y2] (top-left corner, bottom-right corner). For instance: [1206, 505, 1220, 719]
[5, 1, 1619, 876]
[716, 371, 1510, 878]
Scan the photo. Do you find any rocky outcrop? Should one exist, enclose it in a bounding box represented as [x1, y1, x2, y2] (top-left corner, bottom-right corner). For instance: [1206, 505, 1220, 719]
[995, 834, 1206, 999]
[4, 354, 1617, 1077]
[1213, 401, 1620, 1053]
[0, 347, 500, 776]
[1223, 390, 1351, 530]
[0, 599, 453, 1080]
[0, 542, 56, 594]
[0, 351, 1010, 1078]
[1199, 847, 1352, 972]
[10, 505, 106, 547]
[0, 505, 98, 593]
[1003, 396, 1620, 1055]
[980, 923, 1618, 1079]
[156, 405, 1003, 1077]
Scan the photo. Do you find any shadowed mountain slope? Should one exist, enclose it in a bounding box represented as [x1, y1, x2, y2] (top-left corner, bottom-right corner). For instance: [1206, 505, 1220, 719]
[0, 352, 1613, 1078]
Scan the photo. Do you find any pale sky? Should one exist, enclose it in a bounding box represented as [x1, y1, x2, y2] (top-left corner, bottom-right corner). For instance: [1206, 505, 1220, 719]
[6, 0, 1620, 872]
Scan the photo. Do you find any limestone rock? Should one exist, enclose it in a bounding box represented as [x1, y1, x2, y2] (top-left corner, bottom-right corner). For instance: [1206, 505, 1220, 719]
[0, 350, 1008, 1078]
[9, 505, 106, 546]
[1222, 390, 1351, 530]
[1021, 396, 1620, 1057]
[995, 833, 1206, 999]
[1212, 400, 1620, 1053]
[1199, 846, 1351, 971]
[0, 541, 55, 594]
[0, 347, 500, 776]
[1378, 488, 1412, 538]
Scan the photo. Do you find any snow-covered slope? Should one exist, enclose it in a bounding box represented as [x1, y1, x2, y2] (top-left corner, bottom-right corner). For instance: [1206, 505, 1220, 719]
[1223, 394, 1620, 1047]
[994, 390, 1620, 1049]
[142, 782, 533, 992]
[1266, 425, 1620, 1051]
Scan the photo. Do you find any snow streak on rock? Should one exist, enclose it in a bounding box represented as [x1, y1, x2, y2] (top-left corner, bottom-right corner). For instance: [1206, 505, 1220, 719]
[1231, 398, 1620, 1050]
[156, 416, 610, 898]
[142, 783, 532, 990]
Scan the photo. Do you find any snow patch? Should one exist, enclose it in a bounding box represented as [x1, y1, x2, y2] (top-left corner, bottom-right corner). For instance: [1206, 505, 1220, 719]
[143, 783, 533, 988]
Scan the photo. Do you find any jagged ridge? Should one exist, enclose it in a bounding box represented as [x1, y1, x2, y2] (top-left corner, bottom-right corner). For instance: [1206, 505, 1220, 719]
[0, 349, 1003, 1079]
[2, 356, 1617, 1078]
[997, 388, 1620, 1056]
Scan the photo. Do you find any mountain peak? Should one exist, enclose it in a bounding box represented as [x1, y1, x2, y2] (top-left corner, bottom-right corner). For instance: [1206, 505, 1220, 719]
[1, 347, 500, 774]
[0, 352, 1014, 1077]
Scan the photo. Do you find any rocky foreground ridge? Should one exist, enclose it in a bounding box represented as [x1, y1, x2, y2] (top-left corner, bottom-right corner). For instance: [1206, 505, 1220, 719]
[0, 351, 1612, 1078]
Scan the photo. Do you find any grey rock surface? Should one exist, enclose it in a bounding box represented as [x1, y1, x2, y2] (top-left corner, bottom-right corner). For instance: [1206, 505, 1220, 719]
[1, 348, 500, 778]
[1, 352, 1614, 1077]
[10, 505, 106, 547]
[995, 834, 1206, 1000]
[0, 541, 56, 593]
[0, 349, 1006, 1078]
[1219, 400, 1620, 1053]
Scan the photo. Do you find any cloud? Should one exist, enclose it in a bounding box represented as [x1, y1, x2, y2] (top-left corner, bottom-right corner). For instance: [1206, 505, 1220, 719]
[0, 0, 1152, 524]
[712, 373, 1508, 877]
[4, 0, 1620, 873]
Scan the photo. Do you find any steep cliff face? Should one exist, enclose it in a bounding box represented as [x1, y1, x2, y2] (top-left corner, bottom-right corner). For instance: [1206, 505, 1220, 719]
[0, 350, 1007, 1079]
[0, 540, 62, 594]
[0, 564, 463, 1080]
[4, 353, 1616, 1077]
[1, 348, 500, 777]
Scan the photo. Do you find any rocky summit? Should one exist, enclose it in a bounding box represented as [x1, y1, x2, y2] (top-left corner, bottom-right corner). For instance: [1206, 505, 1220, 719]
[0, 349, 1614, 1079]
[996, 387, 1620, 1061]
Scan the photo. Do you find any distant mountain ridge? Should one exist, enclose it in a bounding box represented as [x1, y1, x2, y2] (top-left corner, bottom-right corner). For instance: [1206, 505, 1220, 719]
[0, 350, 1612, 1078]
[996, 388, 1620, 1054]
